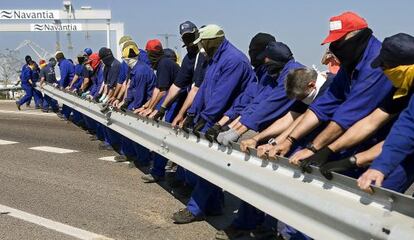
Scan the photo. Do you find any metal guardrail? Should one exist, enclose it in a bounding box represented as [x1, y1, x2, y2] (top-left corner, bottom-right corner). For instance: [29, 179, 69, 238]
[40, 84, 414, 240]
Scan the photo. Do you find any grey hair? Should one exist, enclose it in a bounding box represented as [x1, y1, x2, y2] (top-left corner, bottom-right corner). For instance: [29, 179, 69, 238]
[284, 67, 318, 100]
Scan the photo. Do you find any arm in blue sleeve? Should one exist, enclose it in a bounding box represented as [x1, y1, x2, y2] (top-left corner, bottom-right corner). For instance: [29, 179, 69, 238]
[108, 64, 121, 89]
[200, 62, 249, 123]
[59, 64, 68, 88]
[224, 79, 259, 120]
[370, 96, 414, 177]
[331, 71, 393, 129]
[187, 79, 205, 115]
[239, 83, 295, 132]
[309, 69, 347, 122]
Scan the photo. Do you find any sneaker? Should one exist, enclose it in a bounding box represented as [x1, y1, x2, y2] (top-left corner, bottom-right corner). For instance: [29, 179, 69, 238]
[172, 208, 204, 224]
[15, 102, 21, 111]
[215, 225, 250, 240]
[89, 135, 98, 141]
[141, 173, 163, 183]
[41, 109, 49, 113]
[114, 155, 128, 162]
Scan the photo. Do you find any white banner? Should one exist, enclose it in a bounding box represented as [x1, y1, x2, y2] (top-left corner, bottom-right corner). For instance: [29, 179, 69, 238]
[30, 23, 82, 32]
[0, 10, 60, 20]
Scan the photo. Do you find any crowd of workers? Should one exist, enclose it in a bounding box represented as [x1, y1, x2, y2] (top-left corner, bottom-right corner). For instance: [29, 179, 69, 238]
[14, 11, 414, 239]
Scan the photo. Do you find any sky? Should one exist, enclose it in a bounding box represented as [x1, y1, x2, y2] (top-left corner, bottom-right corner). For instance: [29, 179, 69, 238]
[0, 0, 413, 70]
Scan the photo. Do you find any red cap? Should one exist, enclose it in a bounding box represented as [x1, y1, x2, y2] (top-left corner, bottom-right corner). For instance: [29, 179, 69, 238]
[88, 53, 101, 71]
[321, 11, 368, 45]
[145, 39, 163, 52]
[39, 59, 46, 65]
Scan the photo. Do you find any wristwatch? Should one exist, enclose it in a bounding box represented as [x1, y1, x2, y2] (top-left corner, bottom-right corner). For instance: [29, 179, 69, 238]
[305, 142, 318, 153]
[349, 155, 357, 166]
[268, 138, 277, 146]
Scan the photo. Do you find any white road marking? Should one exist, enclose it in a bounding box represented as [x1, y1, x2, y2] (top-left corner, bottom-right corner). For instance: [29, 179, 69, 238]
[0, 139, 19, 145]
[29, 146, 79, 154]
[99, 156, 129, 164]
[0, 110, 56, 117]
[0, 204, 113, 240]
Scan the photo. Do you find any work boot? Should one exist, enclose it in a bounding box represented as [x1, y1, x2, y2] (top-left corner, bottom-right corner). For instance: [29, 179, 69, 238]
[16, 101, 21, 111]
[89, 135, 98, 141]
[215, 225, 250, 240]
[98, 143, 113, 151]
[171, 184, 193, 198]
[141, 173, 163, 183]
[41, 109, 49, 113]
[172, 208, 204, 224]
[114, 155, 128, 162]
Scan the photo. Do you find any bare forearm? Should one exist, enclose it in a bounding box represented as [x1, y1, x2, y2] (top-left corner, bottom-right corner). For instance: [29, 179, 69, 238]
[255, 111, 299, 142]
[147, 88, 166, 110]
[288, 109, 321, 140]
[69, 75, 79, 88]
[275, 113, 304, 143]
[177, 86, 199, 116]
[312, 121, 344, 150]
[329, 109, 392, 152]
[162, 84, 181, 108]
[355, 141, 384, 167]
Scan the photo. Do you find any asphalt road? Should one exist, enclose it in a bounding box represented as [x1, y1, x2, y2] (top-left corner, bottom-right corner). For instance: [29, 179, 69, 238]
[0, 101, 237, 240]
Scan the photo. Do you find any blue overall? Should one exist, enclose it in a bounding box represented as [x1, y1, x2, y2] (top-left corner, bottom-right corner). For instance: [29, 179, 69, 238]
[58, 58, 75, 119]
[186, 39, 256, 217]
[120, 61, 156, 164]
[18, 64, 34, 106]
[369, 94, 414, 192]
[40, 64, 59, 112]
[282, 36, 394, 240]
[31, 68, 43, 107]
[150, 56, 182, 177]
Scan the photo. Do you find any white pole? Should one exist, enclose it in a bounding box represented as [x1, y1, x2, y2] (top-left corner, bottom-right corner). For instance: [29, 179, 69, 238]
[106, 20, 110, 48]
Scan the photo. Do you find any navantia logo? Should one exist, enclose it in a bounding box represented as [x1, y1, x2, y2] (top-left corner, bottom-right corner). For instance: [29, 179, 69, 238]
[0, 10, 59, 19]
[0, 10, 12, 19]
[30, 24, 82, 32]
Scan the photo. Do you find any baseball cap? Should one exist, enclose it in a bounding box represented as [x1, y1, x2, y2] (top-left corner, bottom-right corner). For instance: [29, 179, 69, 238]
[193, 24, 225, 44]
[179, 21, 197, 36]
[321, 11, 368, 45]
[118, 35, 132, 46]
[257, 41, 293, 63]
[145, 39, 163, 52]
[122, 41, 140, 58]
[371, 33, 414, 68]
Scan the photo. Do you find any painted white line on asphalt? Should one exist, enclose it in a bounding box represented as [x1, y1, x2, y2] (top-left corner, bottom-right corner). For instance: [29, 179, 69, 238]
[99, 156, 129, 164]
[29, 146, 79, 154]
[0, 139, 19, 145]
[0, 110, 56, 117]
[0, 204, 113, 240]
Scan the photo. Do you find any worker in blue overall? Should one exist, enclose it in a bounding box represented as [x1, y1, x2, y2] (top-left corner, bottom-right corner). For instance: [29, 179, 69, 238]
[143, 21, 205, 182]
[114, 41, 157, 165]
[30, 61, 43, 109]
[39, 58, 59, 113]
[342, 33, 414, 192]
[270, 11, 393, 240]
[16, 55, 34, 110]
[134, 39, 182, 182]
[66, 54, 87, 125]
[200, 33, 276, 142]
[171, 24, 256, 224]
[55, 51, 75, 120]
[215, 41, 304, 146]
[95, 47, 122, 151]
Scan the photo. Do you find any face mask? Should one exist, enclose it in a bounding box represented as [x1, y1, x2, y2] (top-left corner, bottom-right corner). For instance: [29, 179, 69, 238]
[301, 88, 317, 105]
[265, 60, 285, 77]
[102, 56, 114, 66]
[182, 32, 197, 47]
[384, 64, 414, 99]
[200, 37, 223, 58]
[124, 57, 138, 69]
[329, 28, 372, 74]
[49, 60, 56, 67]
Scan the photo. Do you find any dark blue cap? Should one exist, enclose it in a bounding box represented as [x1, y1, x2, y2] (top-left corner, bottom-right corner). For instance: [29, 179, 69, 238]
[258, 41, 293, 63]
[372, 33, 414, 68]
[84, 48, 93, 56]
[179, 21, 197, 36]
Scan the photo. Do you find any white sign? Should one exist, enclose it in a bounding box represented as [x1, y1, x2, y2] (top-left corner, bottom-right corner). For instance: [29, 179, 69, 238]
[0, 10, 60, 20]
[30, 23, 82, 32]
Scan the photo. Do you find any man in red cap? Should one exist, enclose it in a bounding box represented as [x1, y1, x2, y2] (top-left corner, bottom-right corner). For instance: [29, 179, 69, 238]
[269, 11, 395, 240]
